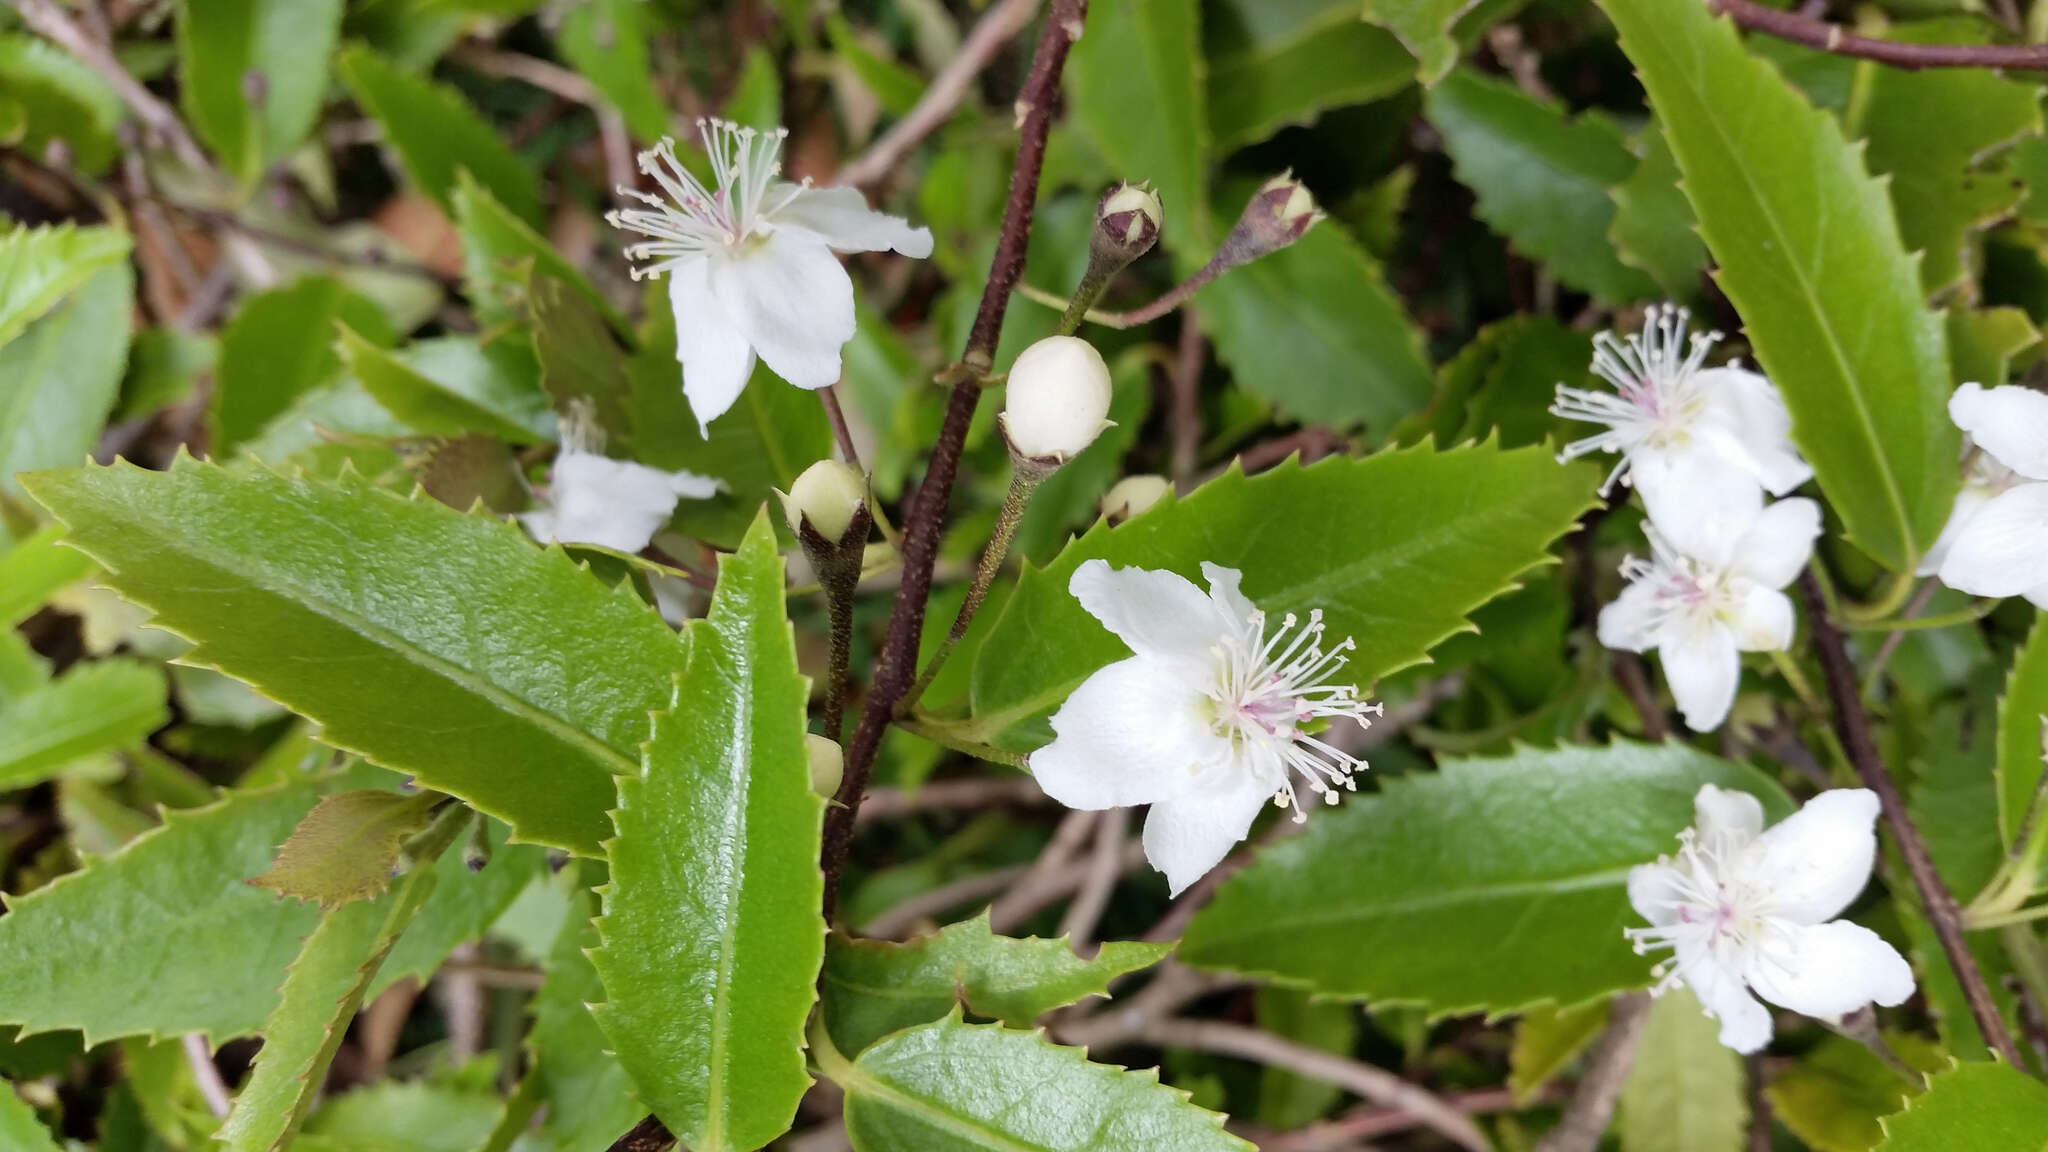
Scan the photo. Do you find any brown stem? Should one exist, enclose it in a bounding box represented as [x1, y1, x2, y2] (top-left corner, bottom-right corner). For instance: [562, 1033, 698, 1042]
[1533, 991, 1651, 1152]
[1799, 570, 2026, 1066]
[1709, 0, 2048, 69]
[1746, 1051, 1774, 1152]
[820, 385, 863, 472]
[821, 0, 1090, 919]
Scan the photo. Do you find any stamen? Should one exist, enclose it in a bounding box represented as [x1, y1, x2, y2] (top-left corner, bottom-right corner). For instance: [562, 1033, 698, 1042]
[607, 121, 795, 278]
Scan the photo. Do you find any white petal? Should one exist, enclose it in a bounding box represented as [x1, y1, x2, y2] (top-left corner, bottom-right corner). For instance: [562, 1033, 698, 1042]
[1732, 498, 1821, 588]
[1916, 484, 1990, 577]
[1938, 483, 2048, 598]
[1745, 920, 1916, 1020]
[1628, 861, 1689, 928]
[670, 257, 757, 434]
[1950, 382, 2048, 481]
[1633, 446, 1765, 568]
[1730, 584, 1794, 653]
[712, 230, 856, 391]
[517, 508, 558, 543]
[545, 452, 708, 553]
[1675, 936, 1775, 1054]
[2030, 581, 2048, 611]
[1696, 366, 1813, 495]
[1694, 784, 1765, 846]
[1141, 768, 1273, 896]
[1031, 656, 1229, 811]
[1749, 788, 1880, 924]
[1070, 559, 1239, 661]
[1662, 625, 1740, 732]
[1200, 562, 1256, 623]
[1598, 579, 1665, 653]
[769, 183, 934, 258]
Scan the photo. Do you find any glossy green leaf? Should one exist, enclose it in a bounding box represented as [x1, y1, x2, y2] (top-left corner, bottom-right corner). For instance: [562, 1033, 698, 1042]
[557, 0, 668, 140]
[1508, 999, 1607, 1105]
[0, 1084, 59, 1152]
[1068, 0, 1212, 259]
[0, 34, 122, 172]
[212, 276, 393, 454]
[1877, 1061, 2048, 1150]
[1768, 1034, 1933, 1152]
[1207, 2, 1412, 149]
[1948, 307, 2040, 389]
[591, 511, 824, 1151]
[532, 889, 642, 1149]
[1427, 69, 1656, 304]
[0, 660, 167, 791]
[1362, 0, 1480, 82]
[251, 790, 441, 908]
[1999, 612, 2048, 865]
[0, 785, 323, 1042]
[967, 442, 1598, 746]
[1611, 124, 1707, 302]
[1600, 0, 1958, 572]
[1197, 216, 1434, 432]
[1618, 987, 1746, 1152]
[1, 259, 134, 495]
[336, 45, 543, 226]
[299, 1077, 504, 1152]
[176, 0, 344, 186]
[822, 911, 1172, 1055]
[1181, 742, 1794, 1013]
[0, 522, 92, 628]
[23, 457, 689, 855]
[0, 223, 130, 351]
[339, 328, 550, 443]
[827, 1014, 1252, 1152]
[454, 172, 616, 329]
[219, 808, 458, 1152]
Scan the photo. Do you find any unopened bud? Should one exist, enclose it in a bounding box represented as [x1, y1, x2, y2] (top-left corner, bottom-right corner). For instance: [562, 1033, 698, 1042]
[1101, 474, 1171, 522]
[1000, 336, 1113, 463]
[806, 734, 844, 798]
[1218, 171, 1324, 268]
[1093, 181, 1162, 266]
[781, 459, 868, 543]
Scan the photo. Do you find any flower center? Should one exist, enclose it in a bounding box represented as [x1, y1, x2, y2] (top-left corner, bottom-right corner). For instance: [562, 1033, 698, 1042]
[1552, 303, 1722, 492]
[1204, 608, 1384, 821]
[1618, 528, 1745, 638]
[606, 119, 808, 279]
[1625, 827, 1785, 994]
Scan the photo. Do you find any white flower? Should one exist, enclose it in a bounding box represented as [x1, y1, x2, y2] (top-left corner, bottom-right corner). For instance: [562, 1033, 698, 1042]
[1029, 560, 1383, 895]
[608, 121, 933, 433]
[1599, 498, 1820, 732]
[1927, 383, 2048, 608]
[1554, 304, 1812, 558]
[1627, 785, 1915, 1054]
[518, 449, 721, 554]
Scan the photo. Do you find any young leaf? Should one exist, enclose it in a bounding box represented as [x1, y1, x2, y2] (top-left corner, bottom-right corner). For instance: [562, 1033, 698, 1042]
[454, 172, 617, 330]
[0, 259, 134, 496]
[1426, 69, 1657, 304]
[0, 785, 324, 1043]
[1768, 1034, 1936, 1152]
[966, 442, 1599, 746]
[1598, 0, 1958, 572]
[176, 0, 344, 187]
[824, 1014, 1252, 1152]
[1617, 987, 1746, 1152]
[1067, 0, 1212, 260]
[0, 660, 167, 791]
[0, 522, 93, 628]
[23, 457, 689, 855]
[371, 816, 549, 996]
[1253, 987, 1357, 1129]
[0, 1083, 60, 1152]
[1877, 1061, 2048, 1150]
[821, 911, 1173, 1055]
[212, 276, 393, 454]
[1508, 999, 1608, 1105]
[1180, 742, 1794, 1013]
[335, 45, 543, 227]
[1998, 611, 2048, 861]
[1362, 0, 1479, 83]
[250, 790, 441, 908]
[338, 328, 551, 443]
[590, 510, 825, 1151]
[0, 223, 130, 350]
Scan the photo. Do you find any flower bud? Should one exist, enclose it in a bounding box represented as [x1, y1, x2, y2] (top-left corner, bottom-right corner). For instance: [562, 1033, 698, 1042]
[781, 459, 868, 543]
[1093, 181, 1162, 267]
[1218, 171, 1324, 269]
[1101, 474, 1171, 522]
[1001, 336, 1113, 463]
[806, 734, 844, 798]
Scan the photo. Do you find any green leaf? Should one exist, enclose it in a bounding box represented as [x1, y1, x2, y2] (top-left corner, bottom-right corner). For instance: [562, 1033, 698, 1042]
[531, 274, 636, 448]
[590, 510, 825, 1151]
[0, 522, 92, 628]
[213, 276, 394, 454]
[120, 326, 219, 422]
[1207, 2, 1412, 150]
[821, 910, 1172, 1055]
[557, 0, 669, 140]
[1508, 999, 1607, 1105]
[300, 1077, 505, 1152]
[1181, 742, 1794, 1013]
[1254, 986, 1357, 1128]
[336, 45, 543, 227]
[218, 808, 458, 1152]
[531, 889, 642, 1149]
[966, 442, 1598, 746]
[0, 1083, 60, 1152]
[1948, 307, 2040, 389]
[1, 258, 134, 495]
[1769, 1034, 1934, 1152]
[250, 790, 441, 908]
[176, 0, 344, 186]
[454, 171, 618, 330]
[1877, 1061, 2048, 1150]
[23, 457, 689, 855]
[1426, 68, 1656, 304]
[1618, 987, 1746, 1152]
[1999, 612, 2048, 871]
[1598, 0, 1958, 572]
[0, 660, 167, 791]
[0, 223, 130, 351]
[826, 1014, 1252, 1152]
[1197, 215, 1435, 432]
[371, 816, 549, 995]
[0, 34, 122, 173]
[1610, 123, 1707, 302]
[1362, 0, 1481, 83]
[0, 785, 323, 1042]
[1399, 314, 1592, 450]
[1068, 0, 1212, 260]
[339, 328, 551, 443]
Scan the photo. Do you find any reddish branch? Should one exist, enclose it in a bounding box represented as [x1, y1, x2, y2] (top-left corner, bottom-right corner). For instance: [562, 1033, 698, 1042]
[1710, 0, 2048, 70]
[1799, 572, 2026, 1066]
[820, 0, 1090, 918]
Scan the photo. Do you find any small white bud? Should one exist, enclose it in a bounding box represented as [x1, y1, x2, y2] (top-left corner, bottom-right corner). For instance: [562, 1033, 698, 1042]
[1218, 171, 1325, 268]
[806, 734, 844, 798]
[1001, 336, 1113, 462]
[1101, 474, 1171, 522]
[781, 459, 868, 542]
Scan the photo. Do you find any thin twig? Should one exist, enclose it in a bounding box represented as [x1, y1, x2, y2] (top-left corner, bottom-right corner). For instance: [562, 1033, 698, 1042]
[1533, 991, 1650, 1152]
[1709, 0, 2048, 69]
[1799, 570, 2026, 1066]
[1054, 960, 1242, 1049]
[1258, 1086, 1556, 1151]
[1860, 578, 1940, 699]
[1059, 807, 1128, 953]
[861, 865, 1030, 939]
[181, 1034, 231, 1120]
[1746, 1051, 1774, 1152]
[989, 809, 1099, 932]
[837, 0, 1044, 188]
[449, 41, 600, 105]
[855, 775, 1049, 823]
[821, 385, 863, 472]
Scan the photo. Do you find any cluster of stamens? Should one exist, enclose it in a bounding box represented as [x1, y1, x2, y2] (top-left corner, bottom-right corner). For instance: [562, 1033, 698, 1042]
[1616, 527, 1734, 634]
[605, 119, 807, 279]
[1552, 304, 1722, 492]
[1206, 608, 1384, 821]
[1625, 824, 1791, 995]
